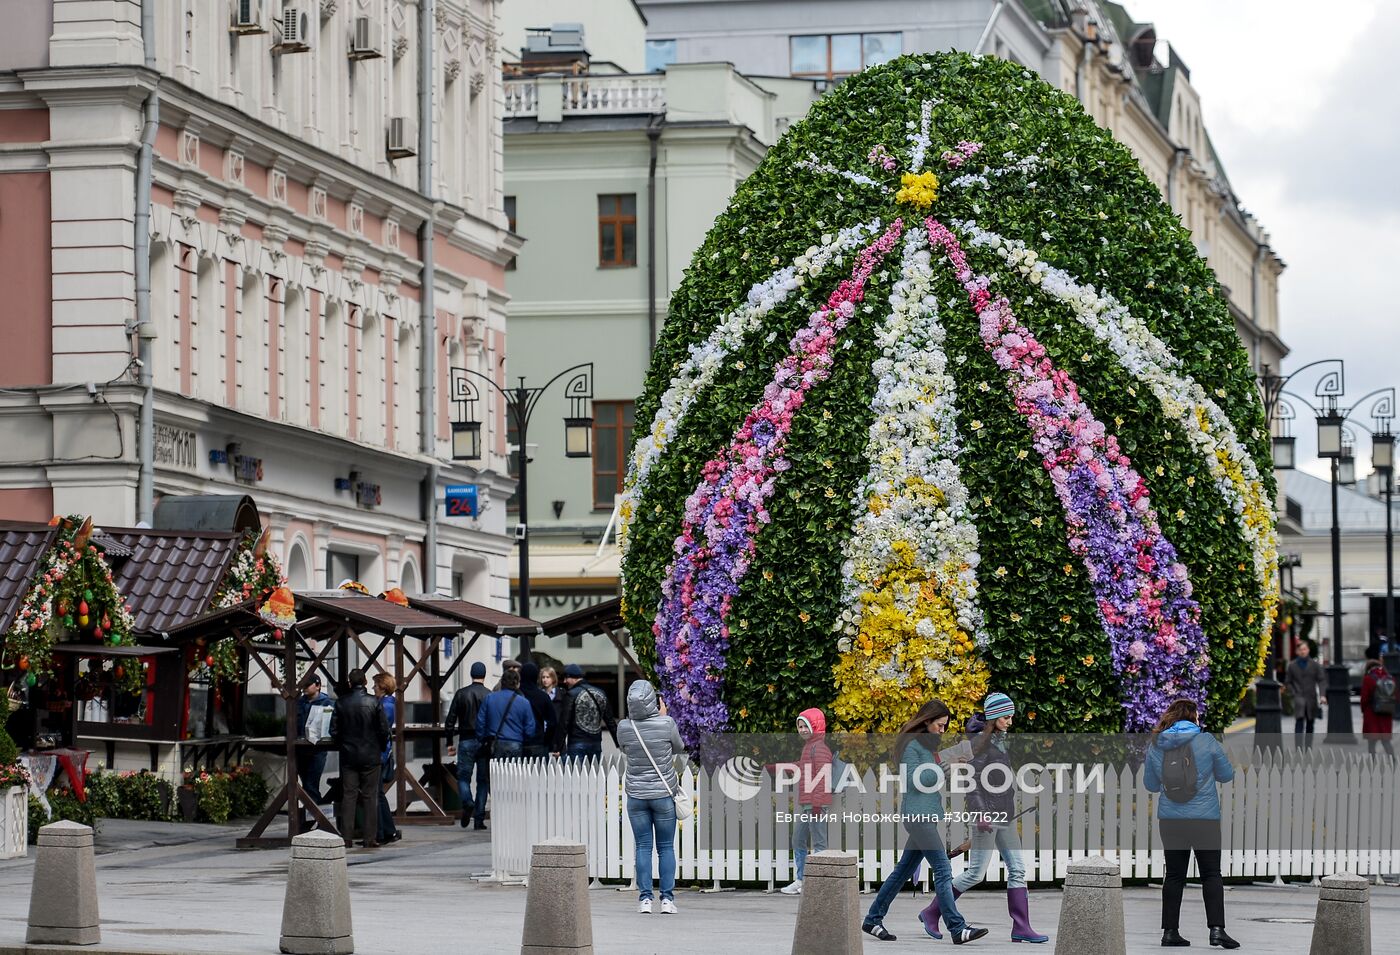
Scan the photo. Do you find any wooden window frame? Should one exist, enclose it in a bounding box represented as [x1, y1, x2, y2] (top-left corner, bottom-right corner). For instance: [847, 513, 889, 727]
[597, 194, 637, 269]
[591, 400, 634, 510]
[789, 32, 901, 82]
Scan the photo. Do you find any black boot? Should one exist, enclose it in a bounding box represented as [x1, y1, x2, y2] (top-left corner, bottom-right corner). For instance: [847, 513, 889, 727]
[1162, 929, 1191, 947]
[1209, 927, 1239, 949]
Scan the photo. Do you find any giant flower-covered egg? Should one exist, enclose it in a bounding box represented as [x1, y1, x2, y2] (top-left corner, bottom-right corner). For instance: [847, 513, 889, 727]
[619, 54, 1278, 742]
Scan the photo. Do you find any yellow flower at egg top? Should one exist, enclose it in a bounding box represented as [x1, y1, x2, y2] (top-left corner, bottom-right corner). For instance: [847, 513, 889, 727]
[895, 171, 940, 209]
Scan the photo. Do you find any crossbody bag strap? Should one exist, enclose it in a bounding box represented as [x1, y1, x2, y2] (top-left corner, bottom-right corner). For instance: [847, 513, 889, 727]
[491, 691, 520, 739]
[629, 721, 677, 798]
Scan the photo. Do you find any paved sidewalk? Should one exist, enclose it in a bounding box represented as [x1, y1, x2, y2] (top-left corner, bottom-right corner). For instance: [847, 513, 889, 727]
[0, 820, 1395, 954]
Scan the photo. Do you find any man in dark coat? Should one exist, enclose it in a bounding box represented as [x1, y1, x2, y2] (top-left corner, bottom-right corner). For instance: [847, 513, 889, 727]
[445, 661, 491, 829]
[518, 663, 556, 760]
[329, 668, 389, 848]
[555, 664, 618, 760]
[1285, 641, 1326, 743]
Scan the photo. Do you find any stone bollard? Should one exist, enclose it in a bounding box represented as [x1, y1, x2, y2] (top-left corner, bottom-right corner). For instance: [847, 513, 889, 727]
[27, 820, 100, 945]
[280, 830, 354, 955]
[1309, 873, 1371, 955]
[1054, 856, 1125, 955]
[521, 840, 593, 954]
[791, 851, 862, 955]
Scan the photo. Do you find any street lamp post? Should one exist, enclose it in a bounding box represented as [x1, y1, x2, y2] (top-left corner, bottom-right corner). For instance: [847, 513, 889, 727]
[1374, 425, 1400, 681]
[1317, 404, 1353, 740]
[448, 362, 594, 660]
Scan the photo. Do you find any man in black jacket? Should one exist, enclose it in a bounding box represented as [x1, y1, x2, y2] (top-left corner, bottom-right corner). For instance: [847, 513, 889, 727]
[330, 668, 389, 848]
[518, 663, 556, 760]
[554, 664, 618, 760]
[445, 661, 491, 829]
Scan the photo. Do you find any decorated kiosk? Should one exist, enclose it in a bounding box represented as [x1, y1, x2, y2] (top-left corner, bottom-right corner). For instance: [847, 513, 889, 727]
[618, 53, 1279, 744]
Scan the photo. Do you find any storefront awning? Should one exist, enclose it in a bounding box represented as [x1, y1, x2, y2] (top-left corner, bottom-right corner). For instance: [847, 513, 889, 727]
[541, 596, 625, 637]
[407, 596, 542, 636]
[0, 522, 59, 634]
[295, 591, 462, 637]
[152, 494, 262, 534]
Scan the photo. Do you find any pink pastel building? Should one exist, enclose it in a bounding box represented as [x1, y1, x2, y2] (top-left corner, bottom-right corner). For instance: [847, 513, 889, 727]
[0, 0, 520, 618]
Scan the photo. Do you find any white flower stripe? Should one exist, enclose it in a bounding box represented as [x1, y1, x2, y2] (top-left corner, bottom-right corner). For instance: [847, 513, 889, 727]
[908, 99, 935, 172]
[835, 228, 987, 706]
[794, 155, 889, 190]
[619, 221, 879, 555]
[957, 220, 1279, 667]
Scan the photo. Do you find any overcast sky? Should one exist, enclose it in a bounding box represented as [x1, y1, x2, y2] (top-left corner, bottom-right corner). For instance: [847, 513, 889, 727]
[1121, 0, 1400, 478]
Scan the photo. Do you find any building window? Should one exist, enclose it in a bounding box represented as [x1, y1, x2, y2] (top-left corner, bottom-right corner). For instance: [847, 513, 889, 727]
[790, 32, 901, 83]
[597, 194, 637, 268]
[327, 551, 360, 589]
[646, 39, 677, 73]
[592, 401, 635, 509]
[504, 195, 517, 271]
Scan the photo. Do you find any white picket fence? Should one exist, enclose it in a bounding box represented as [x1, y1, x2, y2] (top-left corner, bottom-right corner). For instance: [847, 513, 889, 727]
[490, 748, 1400, 888]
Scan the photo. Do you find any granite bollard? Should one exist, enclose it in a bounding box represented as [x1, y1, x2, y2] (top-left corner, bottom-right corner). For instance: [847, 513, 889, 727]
[280, 830, 354, 955]
[791, 851, 862, 955]
[521, 840, 593, 954]
[1054, 856, 1125, 955]
[1309, 872, 1371, 955]
[26, 820, 100, 945]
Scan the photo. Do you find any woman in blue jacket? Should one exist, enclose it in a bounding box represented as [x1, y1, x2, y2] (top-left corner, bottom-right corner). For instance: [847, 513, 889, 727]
[1144, 699, 1238, 949]
[861, 700, 988, 945]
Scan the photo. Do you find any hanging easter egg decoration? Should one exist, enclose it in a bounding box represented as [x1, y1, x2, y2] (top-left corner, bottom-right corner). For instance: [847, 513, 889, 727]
[619, 53, 1277, 741]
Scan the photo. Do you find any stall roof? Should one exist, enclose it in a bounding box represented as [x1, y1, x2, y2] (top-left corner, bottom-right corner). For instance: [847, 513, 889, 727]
[295, 591, 462, 637]
[101, 528, 242, 636]
[159, 599, 259, 641]
[51, 643, 179, 657]
[407, 596, 542, 635]
[540, 596, 625, 638]
[0, 522, 59, 634]
[153, 494, 262, 534]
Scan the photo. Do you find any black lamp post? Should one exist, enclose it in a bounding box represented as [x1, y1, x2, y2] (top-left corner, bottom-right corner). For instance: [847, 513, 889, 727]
[1314, 401, 1355, 740]
[1373, 420, 1400, 682]
[448, 362, 594, 660]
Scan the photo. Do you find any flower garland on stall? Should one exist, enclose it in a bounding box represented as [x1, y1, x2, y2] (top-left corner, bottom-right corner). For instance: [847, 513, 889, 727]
[199, 529, 287, 684]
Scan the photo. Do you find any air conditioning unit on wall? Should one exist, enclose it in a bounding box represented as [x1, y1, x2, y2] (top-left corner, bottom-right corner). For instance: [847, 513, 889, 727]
[386, 117, 416, 160]
[349, 17, 383, 60]
[275, 7, 313, 53]
[230, 0, 266, 35]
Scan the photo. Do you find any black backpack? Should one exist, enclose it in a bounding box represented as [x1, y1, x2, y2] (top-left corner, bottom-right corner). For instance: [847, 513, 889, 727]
[1159, 743, 1199, 803]
[1373, 672, 1397, 716]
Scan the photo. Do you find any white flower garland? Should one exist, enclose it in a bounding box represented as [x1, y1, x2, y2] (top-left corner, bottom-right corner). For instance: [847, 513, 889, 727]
[834, 228, 987, 713]
[907, 99, 935, 172]
[793, 155, 888, 190]
[619, 221, 879, 555]
[956, 220, 1279, 664]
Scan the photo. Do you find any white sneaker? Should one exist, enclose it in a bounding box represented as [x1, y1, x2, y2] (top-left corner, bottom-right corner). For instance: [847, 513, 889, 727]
[660, 898, 677, 915]
[638, 899, 652, 914]
[780, 880, 803, 895]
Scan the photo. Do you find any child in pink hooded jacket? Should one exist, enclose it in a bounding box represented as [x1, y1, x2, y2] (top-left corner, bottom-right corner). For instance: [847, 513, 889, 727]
[780, 707, 833, 895]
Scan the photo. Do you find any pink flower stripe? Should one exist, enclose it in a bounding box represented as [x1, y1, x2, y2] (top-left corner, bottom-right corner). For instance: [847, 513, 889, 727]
[654, 220, 906, 746]
[925, 219, 1208, 731]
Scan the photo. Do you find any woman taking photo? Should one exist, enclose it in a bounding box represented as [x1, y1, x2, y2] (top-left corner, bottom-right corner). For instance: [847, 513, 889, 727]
[618, 680, 686, 915]
[1144, 699, 1237, 949]
[918, 692, 1048, 943]
[862, 700, 988, 945]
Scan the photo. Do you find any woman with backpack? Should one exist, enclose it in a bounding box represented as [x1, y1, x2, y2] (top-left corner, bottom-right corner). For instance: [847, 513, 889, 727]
[1144, 699, 1238, 949]
[1360, 658, 1396, 758]
[917, 692, 1048, 943]
[618, 680, 687, 915]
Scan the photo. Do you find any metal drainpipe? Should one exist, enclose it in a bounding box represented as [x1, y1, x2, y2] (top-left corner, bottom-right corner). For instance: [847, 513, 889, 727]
[1074, 31, 1092, 104]
[418, 0, 438, 592]
[646, 117, 661, 351]
[135, 0, 159, 525]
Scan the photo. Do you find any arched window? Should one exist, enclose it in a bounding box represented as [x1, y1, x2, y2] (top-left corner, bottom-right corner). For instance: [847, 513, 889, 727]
[394, 320, 418, 453]
[239, 270, 268, 415]
[150, 241, 177, 391]
[321, 299, 346, 435]
[400, 558, 420, 595]
[282, 284, 310, 426]
[286, 539, 312, 590]
[359, 311, 385, 445]
[195, 254, 223, 402]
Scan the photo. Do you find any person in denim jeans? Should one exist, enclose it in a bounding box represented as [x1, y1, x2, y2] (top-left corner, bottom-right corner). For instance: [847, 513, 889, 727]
[446, 662, 491, 830]
[862, 700, 988, 945]
[617, 681, 685, 914]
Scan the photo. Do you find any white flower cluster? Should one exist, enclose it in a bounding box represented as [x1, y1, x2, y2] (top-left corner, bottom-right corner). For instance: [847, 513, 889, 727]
[907, 99, 935, 172]
[619, 221, 880, 555]
[945, 153, 1042, 192]
[836, 228, 986, 677]
[794, 154, 888, 190]
[957, 220, 1279, 656]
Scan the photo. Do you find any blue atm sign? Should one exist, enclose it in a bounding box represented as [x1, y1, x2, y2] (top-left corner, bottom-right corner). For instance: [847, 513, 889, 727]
[444, 484, 479, 518]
